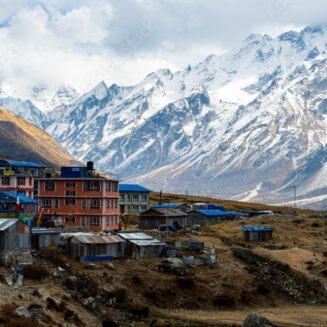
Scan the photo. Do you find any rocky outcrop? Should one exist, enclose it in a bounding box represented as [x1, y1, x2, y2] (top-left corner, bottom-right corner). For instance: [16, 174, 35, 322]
[243, 313, 276, 327]
[233, 247, 327, 304]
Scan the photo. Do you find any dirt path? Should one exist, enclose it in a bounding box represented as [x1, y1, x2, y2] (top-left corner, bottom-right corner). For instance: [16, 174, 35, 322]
[157, 305, 327, 326]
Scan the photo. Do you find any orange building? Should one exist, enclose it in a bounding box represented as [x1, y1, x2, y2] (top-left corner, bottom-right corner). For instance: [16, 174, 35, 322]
[37, 162, 120, 232]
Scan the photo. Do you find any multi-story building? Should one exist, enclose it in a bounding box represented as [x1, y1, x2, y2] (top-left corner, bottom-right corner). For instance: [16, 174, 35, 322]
[119, 184, 151, 215]
[0, 160, 46, 198]
[37, 162, 120, 232]
[0, 191, 38, 226]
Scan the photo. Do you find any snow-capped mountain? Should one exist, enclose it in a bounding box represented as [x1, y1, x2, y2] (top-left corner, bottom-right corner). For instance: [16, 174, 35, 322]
[0, 90, 45, 127]
[31, 84, 81, 112]
[6, 25, 327, 208]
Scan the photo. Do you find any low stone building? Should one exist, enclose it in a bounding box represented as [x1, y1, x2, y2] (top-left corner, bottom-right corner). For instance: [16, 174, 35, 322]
[117, 232, 166, 259]
[64, 233, 126, 262]
[189, 209, 237, 225]
[139, 208, 189, 229]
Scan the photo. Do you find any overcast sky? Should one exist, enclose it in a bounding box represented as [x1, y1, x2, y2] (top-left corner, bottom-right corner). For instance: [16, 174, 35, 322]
[1, 0, 327, 96]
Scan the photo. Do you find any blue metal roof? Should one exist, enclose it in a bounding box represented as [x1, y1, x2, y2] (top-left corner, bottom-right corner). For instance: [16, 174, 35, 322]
[0, 191, 38, 204]
[0, 160, 46, 168]
[119, 184, 151, 192]
[152, 204, 180, 209]
[196, 209, 236, 217]
[242, 225, 273, 232]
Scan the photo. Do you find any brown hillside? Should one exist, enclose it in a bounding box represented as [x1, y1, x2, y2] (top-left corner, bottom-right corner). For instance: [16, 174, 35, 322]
[0, 107, 77, 167]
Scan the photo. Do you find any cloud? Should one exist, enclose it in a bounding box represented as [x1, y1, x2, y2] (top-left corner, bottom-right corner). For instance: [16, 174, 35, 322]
[1, 0, 327, 97]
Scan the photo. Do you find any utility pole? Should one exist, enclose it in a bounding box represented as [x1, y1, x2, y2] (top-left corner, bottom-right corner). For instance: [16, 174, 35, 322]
[293, 185, 297, 211]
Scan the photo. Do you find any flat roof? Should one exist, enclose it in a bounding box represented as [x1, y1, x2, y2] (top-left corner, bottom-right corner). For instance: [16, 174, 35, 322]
[195, 209, 236, 217]
[119, 184, 151, 192]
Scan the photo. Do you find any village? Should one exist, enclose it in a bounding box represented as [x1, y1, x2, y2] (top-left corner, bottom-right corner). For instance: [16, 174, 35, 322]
[0, 159, 326, 327]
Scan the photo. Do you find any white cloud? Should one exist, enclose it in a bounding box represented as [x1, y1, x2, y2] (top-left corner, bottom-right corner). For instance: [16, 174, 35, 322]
[0, 0, 327, 98]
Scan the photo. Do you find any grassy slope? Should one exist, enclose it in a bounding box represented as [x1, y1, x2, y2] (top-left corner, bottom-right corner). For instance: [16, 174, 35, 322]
[0, 107, 77, 167]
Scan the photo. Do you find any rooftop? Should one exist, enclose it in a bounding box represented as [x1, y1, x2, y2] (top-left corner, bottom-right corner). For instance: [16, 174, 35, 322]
[152, 203, 189, 209]
[0, 218, 19, 231]
[117, 232, 153, 240]
[71, 234, 124, 244]
[143, 208, 188, 216]
[0, 160, 46, 168]
[242, 225, 273, 232]
[195, 209, 237, 217]
[0, 191, 38, 204]
[119, 184, 151, 193]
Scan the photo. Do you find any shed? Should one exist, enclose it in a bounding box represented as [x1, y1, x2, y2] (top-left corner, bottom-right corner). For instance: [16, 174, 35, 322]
[151, 203, 192, 213]
[139, 208, 189, 229]
[190, 209, 237, 225]
[0, 219, 30, 252]
[31, 228, 61, 249]
[117, 232, 166, 259]
[242, 225, 273, 242]
[66, 233, 125, 262]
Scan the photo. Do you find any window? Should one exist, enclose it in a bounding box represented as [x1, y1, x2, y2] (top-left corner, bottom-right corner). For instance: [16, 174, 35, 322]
[66, 191, 76, 196]
[90, 199, 100, 209]
[140, 205, 148, 211]
[112, 182, 118, 191]
[66, 182, 76, 188]
[105, 181, 110, 191]
[17, 177, 25, 186]
[131, 205, 139, 212]
[106, 199, 109, 209]
[114, 199, 118, 208]
[55, 199, 60, 208]
[65, 198, 76, 205]
[120, 194, 125, 201]
[90, 216, 100, 226]
[65, 216, 76, 223]
[81, 216, 87, 226]
[45, 181, 55, 191]
[28, 177, 32, 186]
[42, 199, 52, 208]
[81, 199, 87, 209]
[84, 180, 100, 191]
[1, 177, 10, 185]
[141, 194, 148, 202]
[105, 216, 110, 226]
[132, 194, 139, 201]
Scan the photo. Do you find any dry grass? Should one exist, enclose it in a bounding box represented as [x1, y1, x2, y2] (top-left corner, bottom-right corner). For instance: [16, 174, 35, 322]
[156, 305, 327, 327]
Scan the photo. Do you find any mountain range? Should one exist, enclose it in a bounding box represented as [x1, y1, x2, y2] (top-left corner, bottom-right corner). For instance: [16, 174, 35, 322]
[2, 25, 327, 208]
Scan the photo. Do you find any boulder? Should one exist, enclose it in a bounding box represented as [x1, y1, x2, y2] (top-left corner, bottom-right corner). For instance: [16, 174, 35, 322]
[243, 313, 276, 327]
[13, 306, 32, 319]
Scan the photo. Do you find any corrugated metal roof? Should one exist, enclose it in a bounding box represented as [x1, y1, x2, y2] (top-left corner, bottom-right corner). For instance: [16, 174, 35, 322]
[142, 208, 187, 217]
[242, 225, 273, 232]
[32, 227, 61, 234]
[117, 232, 153, 240]
[129, 239, 166, 246]
[152, 203, 189, 209]
[0, 218, 18, 231]
[0, 191, 38, 204]
[72, 234, 124, 244]
[0, 160, 46, 168]
[196, 209, 236, 217]
[119, 184, 151, 192]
